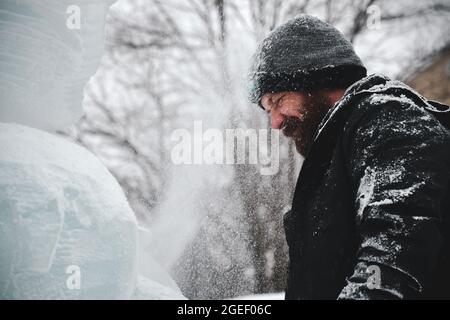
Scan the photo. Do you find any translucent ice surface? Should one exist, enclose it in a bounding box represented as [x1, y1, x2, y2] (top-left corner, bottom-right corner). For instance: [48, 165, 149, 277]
[0, 0, 185, 300]
[0, 123, 139, 299]
[0, 0, 115, 132]
[0, 123, 185, 299]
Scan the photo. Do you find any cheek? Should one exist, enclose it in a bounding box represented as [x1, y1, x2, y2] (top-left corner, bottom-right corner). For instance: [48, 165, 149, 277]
[279, 99, 303, 118]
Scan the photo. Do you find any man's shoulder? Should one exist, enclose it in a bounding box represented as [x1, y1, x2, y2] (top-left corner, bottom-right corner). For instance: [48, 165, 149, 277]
[317, 74, 416, 138]
[343, 74, 425, 115]
[314, 74, 450, 152]
[332, 75, 450, 166]
[341, 74, 449, 137]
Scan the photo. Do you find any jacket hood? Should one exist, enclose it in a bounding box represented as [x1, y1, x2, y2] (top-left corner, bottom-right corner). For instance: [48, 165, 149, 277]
[314, 74, 450, 142]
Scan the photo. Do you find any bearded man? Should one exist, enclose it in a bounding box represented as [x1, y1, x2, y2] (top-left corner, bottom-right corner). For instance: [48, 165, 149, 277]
[248, 15, 450, 299]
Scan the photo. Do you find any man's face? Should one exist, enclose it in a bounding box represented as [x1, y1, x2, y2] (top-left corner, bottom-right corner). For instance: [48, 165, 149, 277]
[261, 91, 335, 156]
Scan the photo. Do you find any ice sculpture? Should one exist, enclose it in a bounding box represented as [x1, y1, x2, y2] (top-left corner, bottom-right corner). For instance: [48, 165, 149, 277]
[0, 123, 138, 299]
[0, 0, 183, 299]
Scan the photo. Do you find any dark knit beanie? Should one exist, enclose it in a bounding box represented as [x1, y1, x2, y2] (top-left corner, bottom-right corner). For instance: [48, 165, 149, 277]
[248, 15, 367, 105]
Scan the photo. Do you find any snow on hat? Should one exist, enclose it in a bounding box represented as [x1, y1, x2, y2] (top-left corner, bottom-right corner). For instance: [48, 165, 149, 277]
[248, 15, 367, 105]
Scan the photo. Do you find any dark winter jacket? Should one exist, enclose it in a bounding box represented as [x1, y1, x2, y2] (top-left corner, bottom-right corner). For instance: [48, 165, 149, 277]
[284, 74, 450, 300]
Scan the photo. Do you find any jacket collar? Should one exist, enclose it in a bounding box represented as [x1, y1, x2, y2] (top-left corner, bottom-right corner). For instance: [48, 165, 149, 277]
[312, 73, 449, 143]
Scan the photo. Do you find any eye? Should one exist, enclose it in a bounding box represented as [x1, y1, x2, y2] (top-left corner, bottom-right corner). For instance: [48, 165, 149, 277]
[272, 93, 286, 107]
[277, 93, 287, 104]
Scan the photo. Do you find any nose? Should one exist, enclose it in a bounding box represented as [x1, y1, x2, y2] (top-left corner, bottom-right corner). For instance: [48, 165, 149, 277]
[271, 109, 286, 129]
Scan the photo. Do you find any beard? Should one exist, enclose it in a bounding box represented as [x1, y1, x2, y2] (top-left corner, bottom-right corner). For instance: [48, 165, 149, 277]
[281, 93, 334, 157]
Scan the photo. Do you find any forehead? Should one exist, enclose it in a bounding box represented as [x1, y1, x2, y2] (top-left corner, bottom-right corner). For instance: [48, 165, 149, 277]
[262, 91, 304, 101]
[260, 92, 307, 111]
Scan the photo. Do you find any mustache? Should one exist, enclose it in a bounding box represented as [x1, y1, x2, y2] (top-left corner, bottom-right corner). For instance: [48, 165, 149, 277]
[281, 116, 302, 137]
